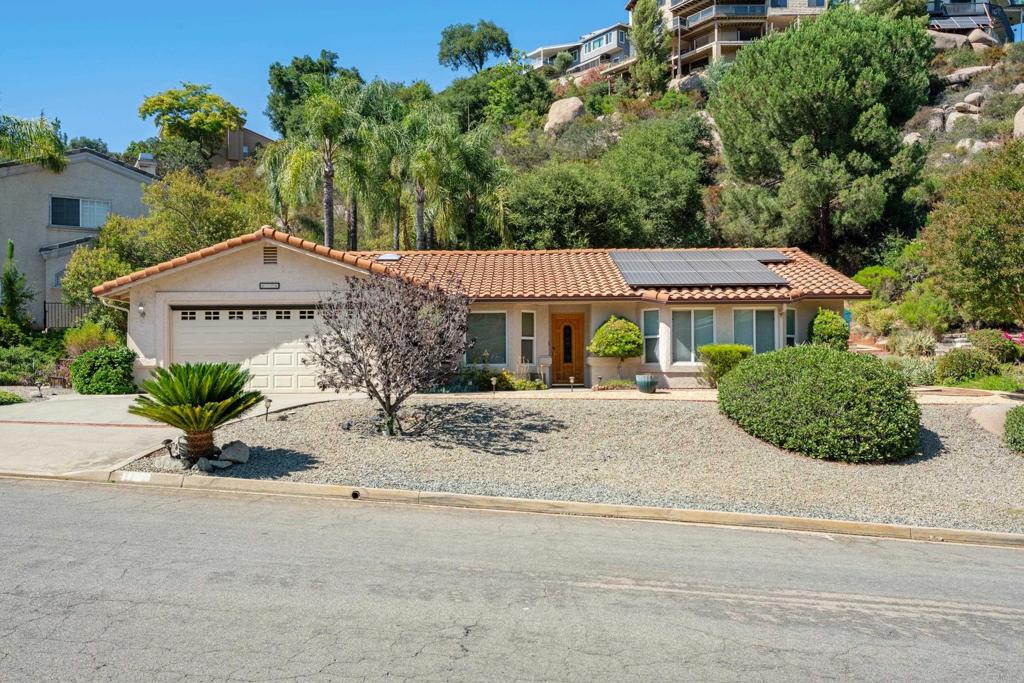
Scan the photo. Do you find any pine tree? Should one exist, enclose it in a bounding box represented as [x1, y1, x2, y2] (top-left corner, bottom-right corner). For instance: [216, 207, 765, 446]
[628, 0, 671, 95]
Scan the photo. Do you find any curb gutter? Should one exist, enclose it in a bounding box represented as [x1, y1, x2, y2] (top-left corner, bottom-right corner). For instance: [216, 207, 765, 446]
[3, 470, 1023, 549]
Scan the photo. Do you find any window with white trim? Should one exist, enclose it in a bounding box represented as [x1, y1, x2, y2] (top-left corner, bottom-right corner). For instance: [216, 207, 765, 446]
[276, 310, 291, 320]
[204, 311, 220, 321]
[642, 309, 660, 363]
[252, 310, 267, 320]
[50, 197, 112, 228]
[672, 309, 715, 363]
[520, 312, 535, 364]
[467, 312, 507, 364]
[734, 309, 777, 354]
[228, 310, 244, 321]
[180, 310, 197, 321]
[53, 268, 66, 288]
[786, 309, 797, 347]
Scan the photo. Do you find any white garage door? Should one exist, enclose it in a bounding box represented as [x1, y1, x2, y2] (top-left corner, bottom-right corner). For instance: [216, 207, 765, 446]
[171, 307, 321, 393]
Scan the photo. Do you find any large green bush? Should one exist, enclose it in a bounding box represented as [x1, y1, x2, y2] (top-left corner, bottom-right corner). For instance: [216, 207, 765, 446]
[882, 356, 936, 386]
[934, 348, 1000, 385]
[64, 321, 120, 357]
[0, 345, 45, 385]
[1004, 405, 1024, 453]
[967, 329, 1020, 364]
[0, 317, 25, 348]
[0, 390, 25, 406]
[808, 309, 850, 352]
[587, 316, 643, 377]
[718, 345, 920, 462]
[897, 283, 957, 336]
[69, 346, 136, 395]
[852, 266, 898, 301]
[697, 344, 752, 388]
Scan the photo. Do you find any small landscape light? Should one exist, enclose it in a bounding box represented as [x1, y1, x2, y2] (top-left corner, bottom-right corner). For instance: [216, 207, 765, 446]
[490, 375, 497, 394]
[264, 397, 273, 421]
[162, 438, 174, 458]
[569, 376, 575, 392]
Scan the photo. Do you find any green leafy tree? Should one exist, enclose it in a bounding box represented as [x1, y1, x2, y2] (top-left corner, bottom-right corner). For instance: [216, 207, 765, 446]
[68, 136, 108, 153]
[121, 136, 208, 176]
[859, 0, 927, 19]
[629, 0, 671, 95]
[597, 113, 712, 246]
[483, 53, 554, 127]
[1, 240, 35, 326]
[435, 68, 505, 132]
[395, 80, 434, 106]
[438, 20, 512, 73]
[129, 363, 263, 461]
[587, 316, 644, 378]
[553, 51, 576, 76]
[923, 141, 1024, 325]
[265, 50, 363, 136]
[138, 82, 246, 160]
[0, 114, 66, 172]
[708, 8, 932, 265]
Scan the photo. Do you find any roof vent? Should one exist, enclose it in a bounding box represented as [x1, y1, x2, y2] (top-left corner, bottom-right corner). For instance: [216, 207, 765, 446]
[376, 253, 401, 262]
[263, 246, 278, 265]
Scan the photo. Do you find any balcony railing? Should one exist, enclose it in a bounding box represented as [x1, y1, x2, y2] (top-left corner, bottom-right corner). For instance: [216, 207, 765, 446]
[672, 4, 767, 29]
[927, 1, 989, 15]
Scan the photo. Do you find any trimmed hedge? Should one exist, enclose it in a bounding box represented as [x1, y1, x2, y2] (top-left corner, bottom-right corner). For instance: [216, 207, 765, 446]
[718, 345, 920, 463]
[69, 346, 136, 395]
[0, 390, 25, 406]
[808, 308, 850, 352]
[1004, 405, 1024, 453]
[934, 348, 1000, 385]
[967, 329, 1020, 364]
[697, 343, 752, 388]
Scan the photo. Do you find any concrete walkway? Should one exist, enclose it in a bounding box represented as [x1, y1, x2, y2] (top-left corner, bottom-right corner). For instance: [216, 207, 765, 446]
[0, 392, 359, 476]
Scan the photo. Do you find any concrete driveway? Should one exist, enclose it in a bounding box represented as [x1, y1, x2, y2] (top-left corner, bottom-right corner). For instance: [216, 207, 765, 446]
[0, 392, 356, 476]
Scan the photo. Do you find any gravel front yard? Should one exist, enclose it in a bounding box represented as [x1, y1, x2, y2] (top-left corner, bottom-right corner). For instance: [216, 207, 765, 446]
[124, 397, 1024, 533]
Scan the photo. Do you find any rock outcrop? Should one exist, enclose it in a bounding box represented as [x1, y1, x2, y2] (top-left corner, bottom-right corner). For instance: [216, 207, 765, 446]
[927, 30, 969, 51]
[1015, 106, 1024, 139]
[943, 66, 993, 86]
[544, 97, 585, 135]
[967, 29, 1000, 48]
[945, 110, 980, 131]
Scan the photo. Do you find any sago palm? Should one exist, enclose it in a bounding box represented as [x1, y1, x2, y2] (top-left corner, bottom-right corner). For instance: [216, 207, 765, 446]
[129, 363, 263, 461]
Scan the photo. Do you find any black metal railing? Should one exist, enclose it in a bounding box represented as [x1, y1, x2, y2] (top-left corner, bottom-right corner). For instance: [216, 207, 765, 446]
[44, 302, 88, 330]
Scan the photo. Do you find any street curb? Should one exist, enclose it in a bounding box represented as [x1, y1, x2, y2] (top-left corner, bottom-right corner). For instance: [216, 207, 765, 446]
[3, 470, 1023, 549]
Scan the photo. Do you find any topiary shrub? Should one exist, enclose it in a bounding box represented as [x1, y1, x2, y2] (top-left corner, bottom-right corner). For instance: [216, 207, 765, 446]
[1004, 405, 1024, 453]
[808, 309, 850, 352]
[0, 390, 25, 406]
[934, 348, 1000, 385]
[718, 345, 920, 462]
[587, 316, 643, 378]
[69, 346, 136, 395]
[967, 329, 1020, 364]
[697, 343, 753, 388]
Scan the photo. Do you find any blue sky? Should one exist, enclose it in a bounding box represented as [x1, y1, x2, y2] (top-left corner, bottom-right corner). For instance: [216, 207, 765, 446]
[0, 1, 625, 152]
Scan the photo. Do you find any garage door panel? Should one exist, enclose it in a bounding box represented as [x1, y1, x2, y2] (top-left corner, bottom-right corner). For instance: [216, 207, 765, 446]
[171, 307, 321, 394]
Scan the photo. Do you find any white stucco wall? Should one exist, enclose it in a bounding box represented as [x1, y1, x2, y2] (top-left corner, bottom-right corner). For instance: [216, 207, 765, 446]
[0, 153, 150, 326]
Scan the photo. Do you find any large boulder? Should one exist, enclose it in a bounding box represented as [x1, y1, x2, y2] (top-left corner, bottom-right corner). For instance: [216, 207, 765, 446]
[697, 111, 724, 156]
[926, 109, 945, 133]
[943, 66, 993, 85]
[964, 92, 984, 107]
[953, 101, 981, 114]
[668, 73, 703, 92]
[967, 28, 1000, 48]
[1012, 83, 1024, 96]
[903, 132, 923, 146]
[927, 30, 969, 51]
[945, 110, 980, 131]
[955, 138, 975, 152]
[543, 97, 585, 135]
[1015, 106, 1024, 139]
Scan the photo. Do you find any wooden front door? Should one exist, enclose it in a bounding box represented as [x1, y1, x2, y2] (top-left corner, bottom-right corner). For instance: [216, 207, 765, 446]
[551, 314, 585, 385]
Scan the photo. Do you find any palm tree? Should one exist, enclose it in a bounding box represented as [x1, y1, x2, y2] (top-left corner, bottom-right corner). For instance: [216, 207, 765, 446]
[256, 141, 295, 229]
[406, 105, 462, 250]
[129, 363, 263, 462]
[0, 115, 67, 172]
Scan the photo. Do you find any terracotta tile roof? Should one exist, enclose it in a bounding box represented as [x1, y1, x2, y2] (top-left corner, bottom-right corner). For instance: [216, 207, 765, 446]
[92, 227, 869, 303]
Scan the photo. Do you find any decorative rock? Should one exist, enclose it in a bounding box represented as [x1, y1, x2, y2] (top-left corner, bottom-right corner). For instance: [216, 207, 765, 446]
[926, 110, 945, 133]
[955, 138, 975, 152]
[1015, 106, 1024, 139]
[927, 30, 969, 51]
[220, 441, 250, 464]
[543, 97, 585, 134]
[1012, 83, 1024, 96]
[152, 455, 189, 471]
[967, 28, 1000, 48]
[945, 111, 980, 132]
[902, 132, 923, 145]
[953, 101, 981, 114]
[209, 460, 233, 469]
[195, 458, 214, 473]
[943, 66, 993, 85]
[964, 92, 984, 106]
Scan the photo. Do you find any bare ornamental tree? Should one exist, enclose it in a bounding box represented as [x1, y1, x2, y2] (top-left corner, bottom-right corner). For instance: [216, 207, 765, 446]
[305, 272, 471, 435]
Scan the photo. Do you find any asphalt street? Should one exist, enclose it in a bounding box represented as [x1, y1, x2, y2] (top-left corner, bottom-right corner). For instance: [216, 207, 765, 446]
[1, 478, 1022, 681]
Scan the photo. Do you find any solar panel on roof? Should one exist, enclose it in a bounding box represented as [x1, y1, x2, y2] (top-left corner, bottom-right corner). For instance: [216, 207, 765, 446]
[610, 251, 790, 288]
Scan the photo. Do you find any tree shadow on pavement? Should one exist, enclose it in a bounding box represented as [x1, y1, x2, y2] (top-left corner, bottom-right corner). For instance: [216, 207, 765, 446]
[402, 402, 568, 457]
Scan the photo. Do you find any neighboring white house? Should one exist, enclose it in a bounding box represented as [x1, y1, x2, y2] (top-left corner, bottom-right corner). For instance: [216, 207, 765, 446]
[92, 227, 869, 393]
[0, 149, 155, 328]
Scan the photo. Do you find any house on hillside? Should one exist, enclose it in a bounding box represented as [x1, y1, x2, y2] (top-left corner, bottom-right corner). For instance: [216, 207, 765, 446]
[529, 23, 633, 75]
[0, 149, 155, 328]
[91, 228, 869, 392]
[209, 127, 275, 169]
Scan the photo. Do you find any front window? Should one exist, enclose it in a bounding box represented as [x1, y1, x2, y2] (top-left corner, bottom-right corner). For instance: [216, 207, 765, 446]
[50, 197, 111, 228]
[672, 310, 715, 363]
[786, 309, 797, 347]
[643, 309, 660, 363]
[770, 0, 788, 7]
[467, 312, 507, 364]
[520, 311, 535, 364]
[734, 309, 777, 354]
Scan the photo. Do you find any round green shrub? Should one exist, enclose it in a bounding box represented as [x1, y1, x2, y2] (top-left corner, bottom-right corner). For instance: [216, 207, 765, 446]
[69, 346, 136, 395]
[587, 316, 643, 376]
[967, 329, 1020, 364]
[865, 307, 899, 337]
[934, 348, 1000, 385]
[852, 265, 898, 301]
[0, 317, 25, 347]
[697, 343, 753, 388]
[0, 390, 25, 406]
[808, 309, 850, 352]
[718, 345, 920, 462]
[1004, 405, 1024, 453]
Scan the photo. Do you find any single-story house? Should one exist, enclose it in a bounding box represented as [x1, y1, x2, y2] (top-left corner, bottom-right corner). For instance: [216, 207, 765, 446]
[91, 227, 870, 392]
